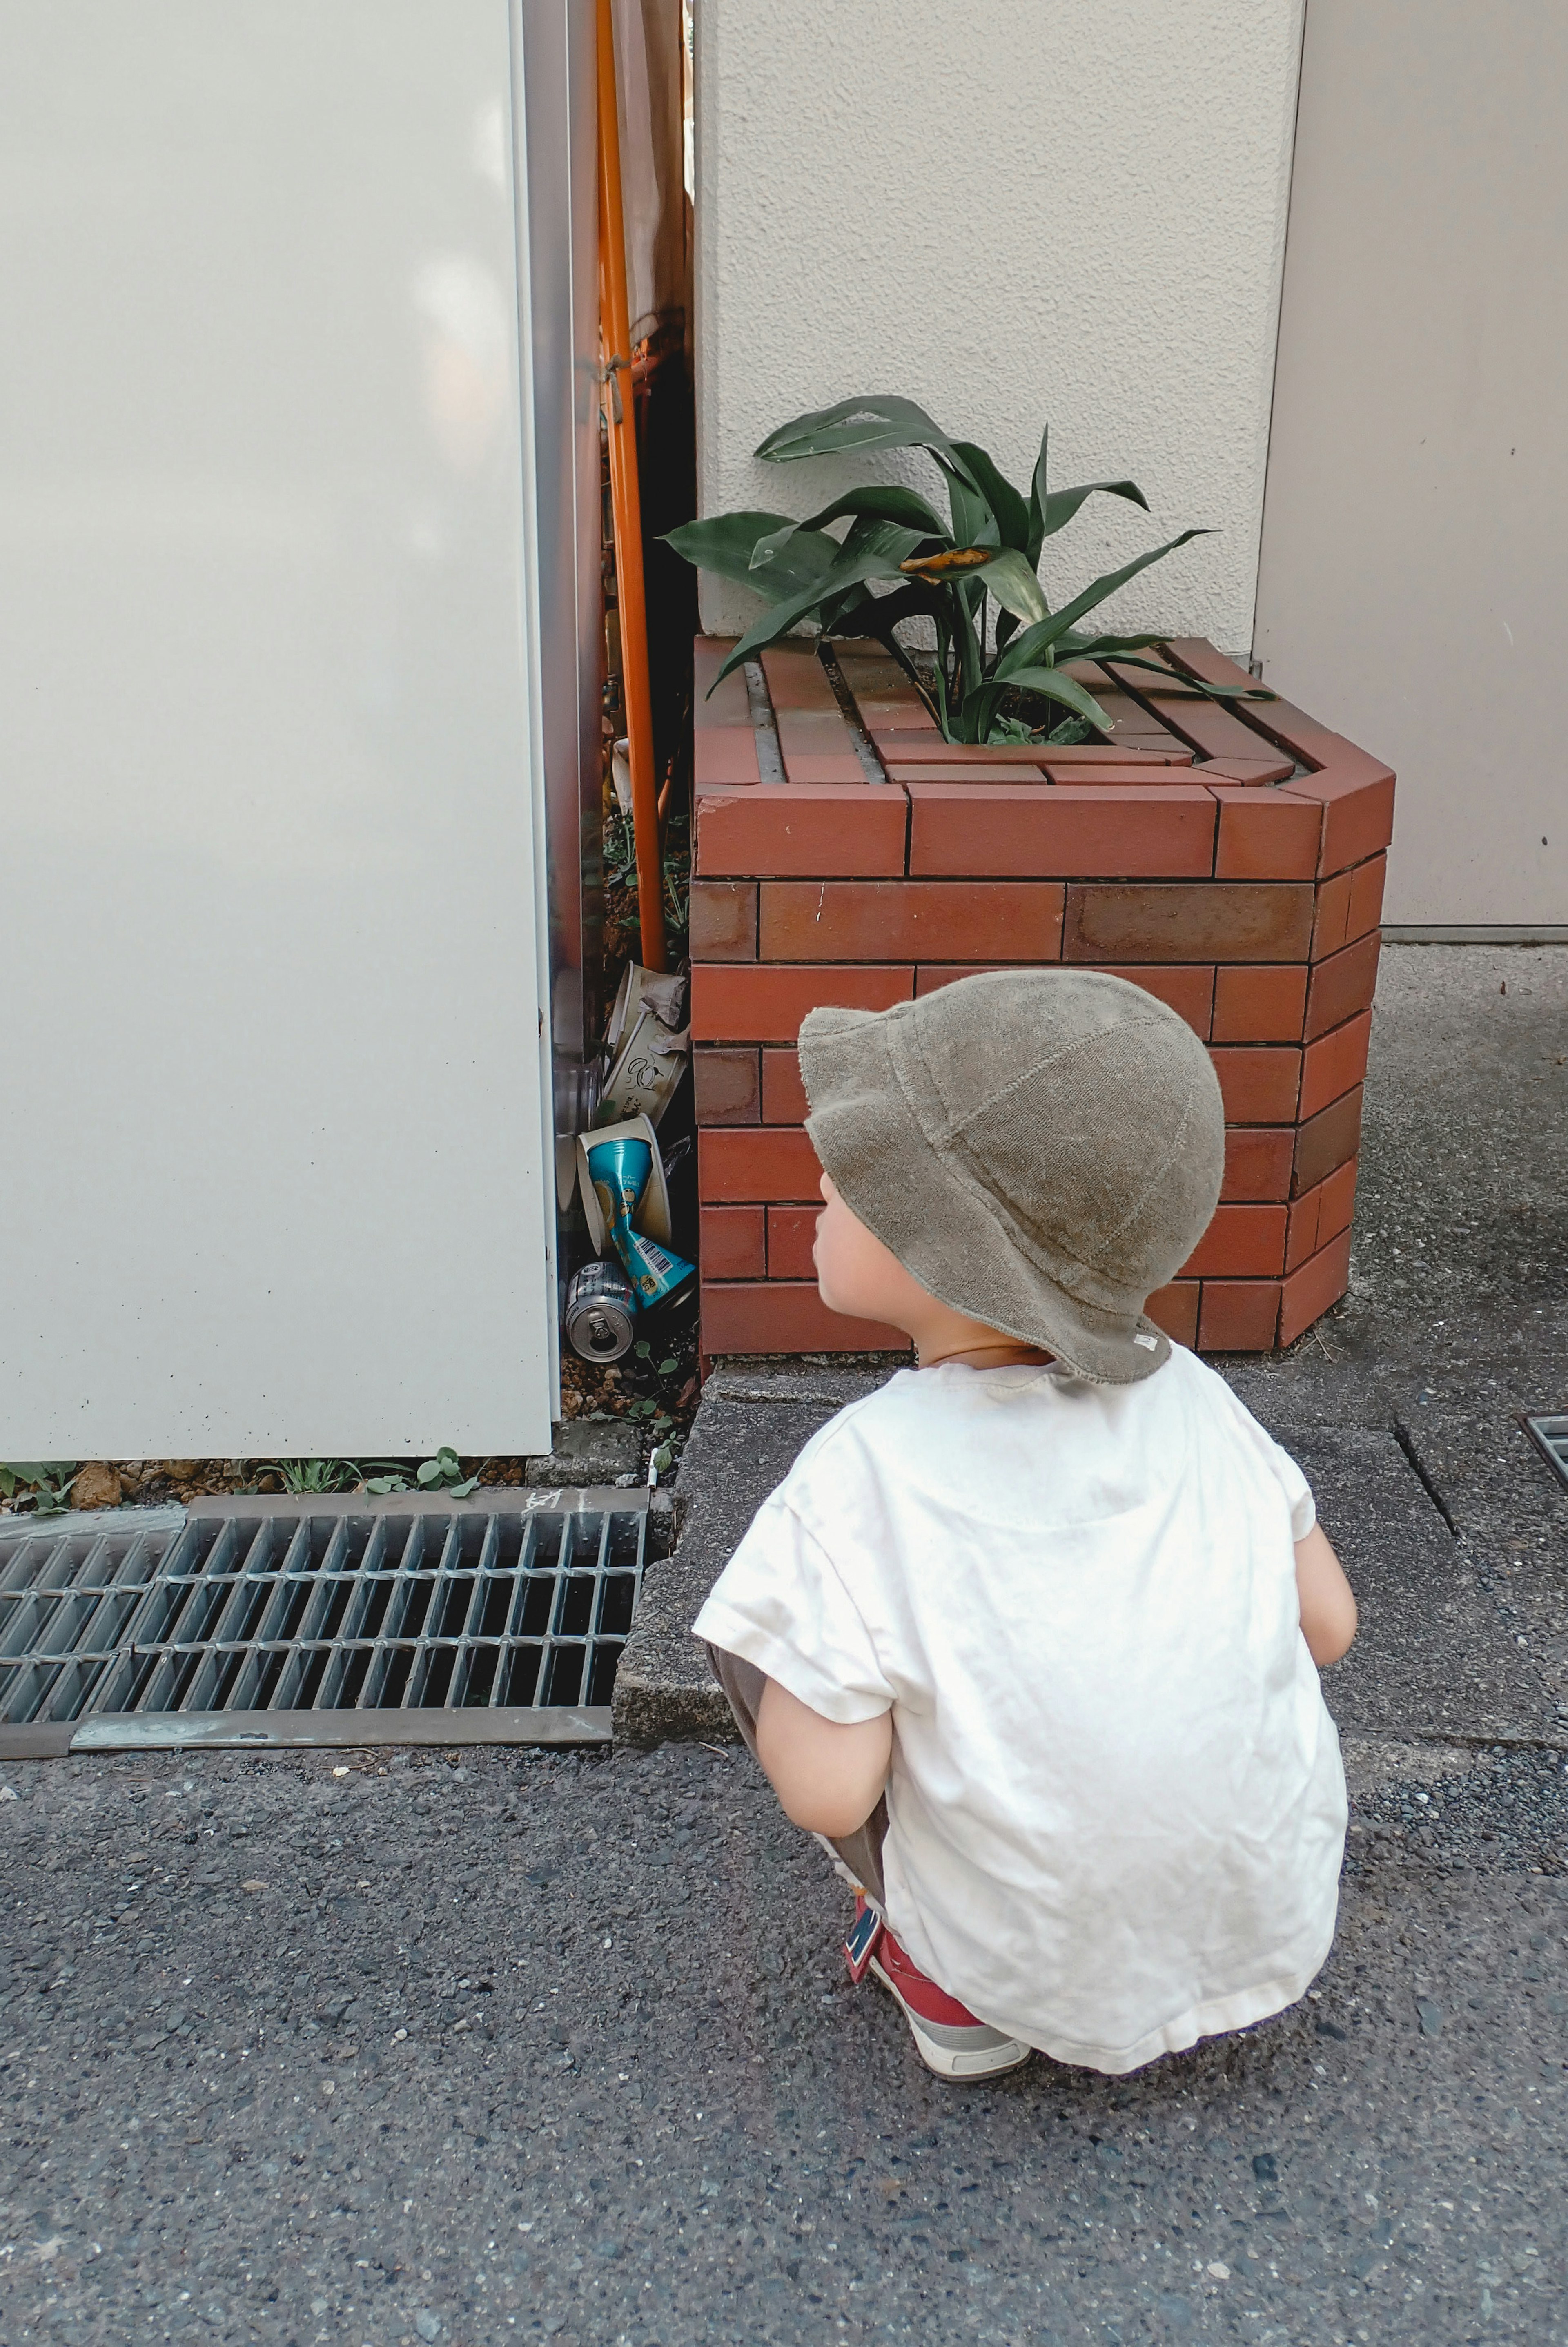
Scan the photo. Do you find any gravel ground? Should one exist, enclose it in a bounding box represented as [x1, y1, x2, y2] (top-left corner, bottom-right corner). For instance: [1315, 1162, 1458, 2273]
[2, 1742, 1566, 2347]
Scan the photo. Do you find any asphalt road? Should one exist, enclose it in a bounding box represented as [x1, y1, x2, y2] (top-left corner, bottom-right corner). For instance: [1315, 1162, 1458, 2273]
[2, 1736, 1566, 2347]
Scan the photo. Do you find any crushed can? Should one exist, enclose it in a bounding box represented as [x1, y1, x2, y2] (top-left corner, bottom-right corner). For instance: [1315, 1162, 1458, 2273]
[564, 1257, 637, 1362]
[584, 1134, 696, 1312]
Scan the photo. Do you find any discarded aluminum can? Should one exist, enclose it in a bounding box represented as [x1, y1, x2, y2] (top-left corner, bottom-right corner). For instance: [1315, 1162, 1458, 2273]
[564, 1258, 637, 1362]
[585, 1135, 696, 1311]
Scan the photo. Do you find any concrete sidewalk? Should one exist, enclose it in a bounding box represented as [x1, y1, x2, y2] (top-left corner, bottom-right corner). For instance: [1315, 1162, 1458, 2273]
[1, 946, 1565, 2347]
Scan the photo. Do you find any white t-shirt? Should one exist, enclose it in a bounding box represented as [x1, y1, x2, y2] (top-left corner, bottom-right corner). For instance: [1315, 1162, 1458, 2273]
[692, 1346, 1347, 2075]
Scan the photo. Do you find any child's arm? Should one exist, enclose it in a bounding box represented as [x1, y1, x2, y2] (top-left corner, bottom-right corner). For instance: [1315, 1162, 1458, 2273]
[755, 1675, 893, 1838]
[1295, 1524, 1357, 1665]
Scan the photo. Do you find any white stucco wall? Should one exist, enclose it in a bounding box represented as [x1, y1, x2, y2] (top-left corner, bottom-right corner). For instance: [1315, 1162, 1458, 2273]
[694, 0, 1305, 660]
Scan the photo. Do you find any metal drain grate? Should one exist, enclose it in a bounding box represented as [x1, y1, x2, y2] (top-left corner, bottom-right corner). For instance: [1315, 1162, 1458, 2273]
[0, 1491, 650, 1758]
[1525, 1415, 1568, 1492]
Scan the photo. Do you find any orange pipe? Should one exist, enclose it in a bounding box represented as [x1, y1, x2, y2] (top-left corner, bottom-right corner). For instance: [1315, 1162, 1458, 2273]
[596, 0, 666, 973]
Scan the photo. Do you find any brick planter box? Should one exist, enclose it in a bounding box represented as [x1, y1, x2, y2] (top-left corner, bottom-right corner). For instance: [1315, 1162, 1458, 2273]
[690, 632, 1394, 1359]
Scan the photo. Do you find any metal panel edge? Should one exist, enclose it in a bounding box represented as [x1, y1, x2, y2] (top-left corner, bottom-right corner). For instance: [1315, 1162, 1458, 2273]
[185, 1486, 646, 1519]
[68, 1706, 612, 1752]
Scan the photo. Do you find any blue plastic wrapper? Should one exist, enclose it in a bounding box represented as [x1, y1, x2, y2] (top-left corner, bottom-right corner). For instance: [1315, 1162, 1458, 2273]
[586, 1135, 695, 1310]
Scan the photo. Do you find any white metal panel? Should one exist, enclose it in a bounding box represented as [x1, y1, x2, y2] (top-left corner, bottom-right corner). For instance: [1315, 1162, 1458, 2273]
[1255, 0, 1568, 923]
[0, 1, 557, 1455]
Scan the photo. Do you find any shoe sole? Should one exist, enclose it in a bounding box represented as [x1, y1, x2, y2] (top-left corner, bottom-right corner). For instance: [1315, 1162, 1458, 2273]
[869, 1957, 1032, 2081]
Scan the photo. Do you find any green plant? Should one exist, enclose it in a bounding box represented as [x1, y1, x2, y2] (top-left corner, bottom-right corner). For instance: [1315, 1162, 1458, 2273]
[413, 1448, 479, 1499]
[604, 800, 690, 940]
[262, 1458, 362, 1497]
[0, 1462, 80, 1515]
[666, 395, 1270, 747]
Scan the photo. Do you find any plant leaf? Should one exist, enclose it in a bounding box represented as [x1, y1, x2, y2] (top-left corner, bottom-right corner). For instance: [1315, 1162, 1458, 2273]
[415, 1460, 442, 1487]
[1078, 647, 1276, 700]
[754, 394, 984, 497]
[993, 530, 1209, 680]
[748, 487, 947, 573]
[662, 511, 840, 602]
[451, 1476, 480, 1499]
[972, 548, 1048, 626]
[1039, 477, 1150, 539]
[971, 665, 1114, 737]
[950, 442, 1030, 551]
[710, 522, 929, 688]
[1025, 423, 1051, 566]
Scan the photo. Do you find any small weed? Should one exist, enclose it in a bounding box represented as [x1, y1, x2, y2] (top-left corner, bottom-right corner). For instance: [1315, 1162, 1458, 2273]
[261, 1459, 362, 1497]
[413, 1448, 479, 1499]
[0, 1463, 80, 1515]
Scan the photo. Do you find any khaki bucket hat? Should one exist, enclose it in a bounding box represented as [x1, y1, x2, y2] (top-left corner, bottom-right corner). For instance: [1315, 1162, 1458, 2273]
[799, 968, 1225, 1384]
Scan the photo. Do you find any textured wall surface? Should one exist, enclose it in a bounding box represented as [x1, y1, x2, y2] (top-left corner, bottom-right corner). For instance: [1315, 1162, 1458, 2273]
[693, 0, 1305, 660]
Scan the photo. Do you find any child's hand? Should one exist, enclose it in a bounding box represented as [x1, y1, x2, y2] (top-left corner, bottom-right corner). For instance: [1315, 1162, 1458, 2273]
[755, 1676, 893, 1838]
[1295, 1524, 1357, 1666]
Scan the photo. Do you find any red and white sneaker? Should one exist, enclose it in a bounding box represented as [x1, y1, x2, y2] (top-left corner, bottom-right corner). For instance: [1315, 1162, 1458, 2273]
[843, 1897, 1031, 2081]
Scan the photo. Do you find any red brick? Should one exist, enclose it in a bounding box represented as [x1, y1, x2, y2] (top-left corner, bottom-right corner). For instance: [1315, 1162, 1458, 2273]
[776, 706, 855, 750]
[1304, 930, 1380, 1043]
[693, 636, 754, 725]
[1299, 1009, 1372, 1121]
[762, 1048, 810, 1124]
[1292, 1085, 1363, 1197]
[1311, 869, 1352, 960]
[781, 753, 868, 786]
[759, 880, 1065, 963]
[1348, 852, 1388, 940]
[1318, 1157, 1359, 1243]
[1035, 744, 1193, 768]
[1180, 1204, 1288, 1279]
[1089, 965, 1214, 1036]
[1106, 664, 1286, 766]
[700, 1205, 766, 1279]
[884, 762, 1048, 784]
[1285, 1157, 1359, 1273]
[1221, 1127, 1294, 1202]
[855, 701, 939, 734]
[910, 783, 1216, 880]
[1145, 1281, 1199, 1347]
[1286, 764, 1396, 877]
[1285, 1186, 1321, 1274]
[1209, 1048, 1302, 1124]
[693, 1046, 760, 1125]
[1164, 641, 1374, 767]
[1212, 965, 1308, 1043]
[915, 964, 1012, 995]
[694, 729, 763, 786]
[695, 784, 906, 880]
[701, 1281, 908, 1356]
[1064, 884, 1314, 963]
[870, 737, 1181, 767]
[1209, 786, 1322, 880]
[913, 963, 1212, 1034]
[1037, 762, 1200, 787]
[766, 1205, 821, 1279]
[1198, 1280, 1282, 1351]
[699, 1127, 820, 1203]
[1161, 643, 1397, 878]
[689, 880, 757, 960]
[1278, 1227, 1352, 1347]
[691, 963, 913, 1043]
[760, 641, 837, 706]
[1200, 755, 1296, 786]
